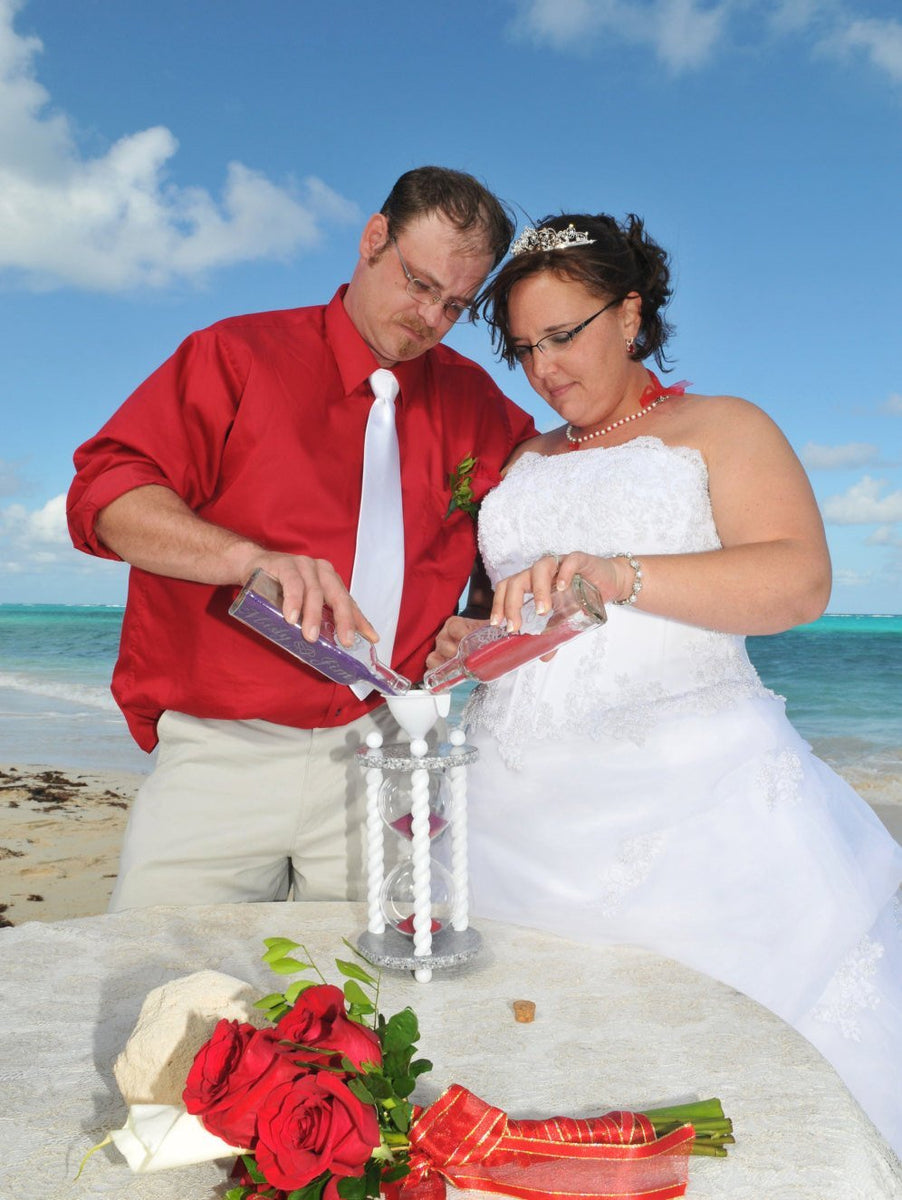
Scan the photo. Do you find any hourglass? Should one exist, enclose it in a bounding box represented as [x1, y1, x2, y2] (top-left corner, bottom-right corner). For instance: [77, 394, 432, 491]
[356, 691, 481, 982]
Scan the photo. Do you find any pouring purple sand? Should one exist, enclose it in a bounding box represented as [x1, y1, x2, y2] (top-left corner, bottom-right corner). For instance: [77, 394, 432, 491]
[229, 568, 411, 696]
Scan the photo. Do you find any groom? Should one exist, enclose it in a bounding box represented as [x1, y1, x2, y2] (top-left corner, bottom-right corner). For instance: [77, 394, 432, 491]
[67, 165, 534, 911]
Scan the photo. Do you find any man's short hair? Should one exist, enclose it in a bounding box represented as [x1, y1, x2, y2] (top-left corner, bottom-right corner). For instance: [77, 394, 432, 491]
[380, 166, 514, 269]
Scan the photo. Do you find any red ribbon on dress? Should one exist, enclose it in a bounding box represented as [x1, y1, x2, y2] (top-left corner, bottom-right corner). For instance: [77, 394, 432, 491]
[382, 1084, 694, 1200]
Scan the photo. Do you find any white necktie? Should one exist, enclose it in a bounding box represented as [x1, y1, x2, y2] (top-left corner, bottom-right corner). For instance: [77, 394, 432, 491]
[348, 369, 405, 699]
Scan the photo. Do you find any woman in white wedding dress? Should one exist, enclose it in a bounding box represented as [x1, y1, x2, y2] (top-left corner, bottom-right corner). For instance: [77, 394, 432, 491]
[431, 213, 902, 1154]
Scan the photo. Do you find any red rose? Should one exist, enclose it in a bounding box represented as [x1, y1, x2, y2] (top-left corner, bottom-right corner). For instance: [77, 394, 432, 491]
[254, 1070, 380, 1191]
[275, 984, 382, 1071]
[183, 1020, 303, 1147]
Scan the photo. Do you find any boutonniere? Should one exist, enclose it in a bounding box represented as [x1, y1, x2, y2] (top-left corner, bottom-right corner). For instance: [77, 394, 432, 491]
[445, 453, 480, 519]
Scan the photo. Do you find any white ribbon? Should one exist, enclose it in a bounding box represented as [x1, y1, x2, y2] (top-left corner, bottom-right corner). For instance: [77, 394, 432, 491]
[348, 369, 405, 699]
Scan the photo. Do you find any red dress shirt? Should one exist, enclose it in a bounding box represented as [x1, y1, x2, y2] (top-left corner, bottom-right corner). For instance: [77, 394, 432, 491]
[67, 288, 535, 751]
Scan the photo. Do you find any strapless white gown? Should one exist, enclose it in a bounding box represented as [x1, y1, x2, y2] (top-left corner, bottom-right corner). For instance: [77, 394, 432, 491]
[466, 438, 902, 1156]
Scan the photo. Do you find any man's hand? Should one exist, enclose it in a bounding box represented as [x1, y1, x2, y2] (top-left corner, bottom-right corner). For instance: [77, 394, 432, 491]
[425, 615, 487, 670]
[239, 551, 377, 648]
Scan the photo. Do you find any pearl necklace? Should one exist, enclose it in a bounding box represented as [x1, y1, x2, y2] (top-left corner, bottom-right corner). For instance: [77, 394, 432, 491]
[565, 392, 673, 447]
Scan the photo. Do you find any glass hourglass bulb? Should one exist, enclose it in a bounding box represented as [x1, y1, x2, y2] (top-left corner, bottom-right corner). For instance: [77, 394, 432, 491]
[378, 775, 449, 842]
[380, 859, 455, 937]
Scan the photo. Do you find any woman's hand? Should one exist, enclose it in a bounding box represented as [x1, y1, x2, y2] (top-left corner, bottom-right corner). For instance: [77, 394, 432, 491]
[491, 396, 833, 638]
[490, 553, 634, 631]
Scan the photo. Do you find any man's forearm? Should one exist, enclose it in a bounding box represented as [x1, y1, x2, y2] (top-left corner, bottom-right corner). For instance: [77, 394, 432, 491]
[94, 484, 262, 585]
[94, 483, 377, 643]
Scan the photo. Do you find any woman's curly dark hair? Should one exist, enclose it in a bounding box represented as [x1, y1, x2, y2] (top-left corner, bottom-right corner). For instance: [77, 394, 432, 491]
[481, 212, 674, 369]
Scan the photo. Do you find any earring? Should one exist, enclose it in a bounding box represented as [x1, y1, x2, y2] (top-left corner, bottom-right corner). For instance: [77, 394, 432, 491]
[626, 337, 636, 357]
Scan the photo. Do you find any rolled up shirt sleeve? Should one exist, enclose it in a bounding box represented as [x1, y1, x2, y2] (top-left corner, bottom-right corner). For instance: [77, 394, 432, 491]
[67, 328, 250, 557]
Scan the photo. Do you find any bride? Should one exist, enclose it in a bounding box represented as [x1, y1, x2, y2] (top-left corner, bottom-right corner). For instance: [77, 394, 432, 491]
[429, 213, 902, 1155]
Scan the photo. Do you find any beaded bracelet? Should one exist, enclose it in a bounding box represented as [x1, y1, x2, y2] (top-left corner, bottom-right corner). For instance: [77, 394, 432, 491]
[610, 553, 643, 606]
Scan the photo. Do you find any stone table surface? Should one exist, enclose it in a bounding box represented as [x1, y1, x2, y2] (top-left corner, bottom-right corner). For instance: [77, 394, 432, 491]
[1, 902, 901, 1200]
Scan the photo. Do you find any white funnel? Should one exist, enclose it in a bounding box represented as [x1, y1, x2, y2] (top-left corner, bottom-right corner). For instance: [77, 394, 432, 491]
[386, 690, 452, 742]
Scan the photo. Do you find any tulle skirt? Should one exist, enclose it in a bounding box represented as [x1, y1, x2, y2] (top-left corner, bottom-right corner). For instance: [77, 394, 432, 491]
[467, 690, 902, 1155]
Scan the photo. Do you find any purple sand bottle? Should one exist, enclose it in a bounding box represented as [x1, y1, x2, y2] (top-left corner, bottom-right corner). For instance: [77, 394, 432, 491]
[229, 569, 411, 697]
[422, 575, 606, 693]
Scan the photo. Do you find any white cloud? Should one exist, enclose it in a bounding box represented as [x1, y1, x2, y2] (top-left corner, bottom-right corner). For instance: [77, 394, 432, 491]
[511, 0, 902, 84]
[801, 441, 880, 469]
[882, 393, 902, 415]
[866, 525, 902, 548]
[0, 491, 81, 579]
[821, 17, 902, 85]
[831, 566, 871, 589]
[655, 0, 727, 69]
[515, 0, 607, 50]
[511, 0, 729, 70]
[822, 476, 902, 525]
[0, 492, 68, 548]
[767, 0, 832, 36]
[0, 0, 360, 291]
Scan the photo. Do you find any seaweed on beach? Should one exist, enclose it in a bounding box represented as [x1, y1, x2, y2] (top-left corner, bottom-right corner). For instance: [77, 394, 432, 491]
[0, 770, 129, 812]
[0, 769, 87, 811]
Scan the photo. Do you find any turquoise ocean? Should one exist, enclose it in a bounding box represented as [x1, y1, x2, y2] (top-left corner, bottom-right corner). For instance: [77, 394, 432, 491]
[0, 606, 900, 803]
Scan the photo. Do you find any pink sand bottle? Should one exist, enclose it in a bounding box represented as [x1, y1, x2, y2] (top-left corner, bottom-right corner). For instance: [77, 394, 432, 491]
[423, 575, 606, 693]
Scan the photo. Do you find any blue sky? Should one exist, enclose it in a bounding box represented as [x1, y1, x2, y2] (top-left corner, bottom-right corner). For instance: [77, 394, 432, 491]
[1, 0, 900, 613]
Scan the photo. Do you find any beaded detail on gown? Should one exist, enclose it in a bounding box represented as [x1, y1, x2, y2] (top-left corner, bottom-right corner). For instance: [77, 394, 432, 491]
[466, 438, 902, 1156]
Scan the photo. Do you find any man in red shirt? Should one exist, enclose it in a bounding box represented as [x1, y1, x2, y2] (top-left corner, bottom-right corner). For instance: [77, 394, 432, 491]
[67, 166, 535, 910]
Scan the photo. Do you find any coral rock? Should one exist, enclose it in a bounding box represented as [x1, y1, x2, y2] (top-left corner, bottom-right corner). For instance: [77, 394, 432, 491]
[114, 970, 268, 1105]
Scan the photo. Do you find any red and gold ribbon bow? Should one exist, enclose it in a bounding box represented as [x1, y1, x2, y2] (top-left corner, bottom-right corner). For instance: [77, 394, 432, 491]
[383, 1084, 694, 1199]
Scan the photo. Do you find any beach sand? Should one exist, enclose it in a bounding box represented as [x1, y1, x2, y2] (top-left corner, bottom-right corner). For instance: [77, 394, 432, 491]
[1, 761, 901, 928]
[0, 764, 142, 926]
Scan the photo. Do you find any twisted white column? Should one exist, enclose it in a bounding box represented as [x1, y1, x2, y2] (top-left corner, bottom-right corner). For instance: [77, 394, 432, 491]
[448, 729, 469, 931]
[408, 736, 432, 980]
[364, 731, 385, 934]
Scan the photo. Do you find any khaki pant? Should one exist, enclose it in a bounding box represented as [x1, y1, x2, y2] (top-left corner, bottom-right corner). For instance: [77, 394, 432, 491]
[109, 707, 399, 911]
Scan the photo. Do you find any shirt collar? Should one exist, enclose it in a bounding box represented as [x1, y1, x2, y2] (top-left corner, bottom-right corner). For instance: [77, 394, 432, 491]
[324, 285, 427, 403]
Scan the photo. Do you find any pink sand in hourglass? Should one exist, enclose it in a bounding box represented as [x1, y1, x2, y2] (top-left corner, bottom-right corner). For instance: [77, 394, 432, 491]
[389, 813, 448, 839]
[397, 915, 443, 935]
[463, 625, 574, 680]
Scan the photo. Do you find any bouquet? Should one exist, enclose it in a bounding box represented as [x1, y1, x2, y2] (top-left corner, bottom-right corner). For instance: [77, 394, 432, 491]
[88, 939, 733, 1200]
[163, 937, 426, 1199]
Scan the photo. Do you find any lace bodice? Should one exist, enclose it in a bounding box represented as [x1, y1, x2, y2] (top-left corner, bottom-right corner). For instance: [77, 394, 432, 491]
[469, 439, 771, 765]
[478, 437, 719, 575]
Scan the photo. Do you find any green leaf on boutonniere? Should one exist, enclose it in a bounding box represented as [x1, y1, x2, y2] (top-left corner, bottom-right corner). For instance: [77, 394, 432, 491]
[446, 453, 479, 519]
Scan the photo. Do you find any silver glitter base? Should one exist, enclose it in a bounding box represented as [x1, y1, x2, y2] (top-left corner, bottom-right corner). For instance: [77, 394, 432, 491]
[356, 925, 482, 974]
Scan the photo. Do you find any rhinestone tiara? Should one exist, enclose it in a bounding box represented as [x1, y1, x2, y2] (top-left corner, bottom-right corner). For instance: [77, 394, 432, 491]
[509, 223, 596, 257]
